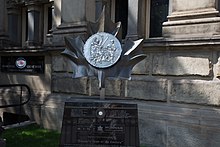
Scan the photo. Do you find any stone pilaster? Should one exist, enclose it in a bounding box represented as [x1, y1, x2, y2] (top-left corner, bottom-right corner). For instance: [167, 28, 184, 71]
[163, 0, 220, 38]
[53, 0, 61, 28]
[0, 0, 9, 47]
[51, 0, 95, 46]
[127, 0, 139, 39]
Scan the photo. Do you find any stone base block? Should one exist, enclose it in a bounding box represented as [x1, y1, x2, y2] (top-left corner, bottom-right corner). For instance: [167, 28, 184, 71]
[137, 101, 220, 147]
[163, 17, 220, 38]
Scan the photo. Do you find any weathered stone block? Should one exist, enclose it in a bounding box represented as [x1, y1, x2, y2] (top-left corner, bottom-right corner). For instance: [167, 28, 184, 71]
[172, 0, 216, 12]
[152, 54, 210, 76]
[168, 0, 218, 21]
[42, 106, 64, 131]
[167, 125, 220, 147]
[41, 94, 71, 131]
[127, 79, 167, 100]
[170, 80, 220, 105]
[132, 55, 151, 75]
[163, 19, 220, 38]
[136, 101, 220, 147]
[139, 117, 166, 147]
[24, 103, 42, 124]
[52, 55, 73, 72]
[90, 78, 121, 97]
[61, 0, 86, 23]
[52, 76, 87, 94]
[215, 56, 220, 78]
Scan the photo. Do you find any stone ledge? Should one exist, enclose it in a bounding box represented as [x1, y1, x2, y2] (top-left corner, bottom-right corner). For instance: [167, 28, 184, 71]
[170, 80, 220, 106]
[143, 36, 220, 48]
[163, 21, 220, 39]
[168, 8, 219, 21]
[164, 17, 220, 26]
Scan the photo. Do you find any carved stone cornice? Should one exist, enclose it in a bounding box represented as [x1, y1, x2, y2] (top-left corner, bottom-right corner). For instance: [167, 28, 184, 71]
[24, 0, 49, 5]
[7, 0, 27, 9]
[7, 0, 50, 8]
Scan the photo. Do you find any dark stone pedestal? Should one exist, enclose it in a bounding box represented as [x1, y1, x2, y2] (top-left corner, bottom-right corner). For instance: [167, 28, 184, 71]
[59, 97, 139, 147]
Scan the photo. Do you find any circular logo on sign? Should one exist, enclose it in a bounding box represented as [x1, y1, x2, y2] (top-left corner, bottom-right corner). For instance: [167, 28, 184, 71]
[84, 32, 122, 68]
[96, 108, 106, 118]
[15, 57, 26, 69]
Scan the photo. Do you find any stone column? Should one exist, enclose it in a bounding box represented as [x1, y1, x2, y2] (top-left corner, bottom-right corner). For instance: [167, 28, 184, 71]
[61, 0, 86, 24]
[163, 0, 220, 38]
[127, 0, 139, 39]
[53, 0, 61, 28]
[52, 0, 95, 45]
[0, 0, 7, 36]
[0, 0, 8, 47]
[26, 3, 41, 46]
[7, 5, 21, 45]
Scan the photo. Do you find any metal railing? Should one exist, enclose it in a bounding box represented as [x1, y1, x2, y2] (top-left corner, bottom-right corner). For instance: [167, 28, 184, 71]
[0, 84, 31, 108]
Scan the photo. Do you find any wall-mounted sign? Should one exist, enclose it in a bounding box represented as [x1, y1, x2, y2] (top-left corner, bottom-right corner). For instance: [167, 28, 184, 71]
[1, 56, 44, 73]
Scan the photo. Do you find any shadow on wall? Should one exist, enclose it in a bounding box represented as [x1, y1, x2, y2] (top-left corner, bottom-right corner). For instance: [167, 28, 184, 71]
[0, 54, 51, 125]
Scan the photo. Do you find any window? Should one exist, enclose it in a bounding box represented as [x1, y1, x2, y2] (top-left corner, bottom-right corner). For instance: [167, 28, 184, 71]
[150, 0, 169, 37]
[43, 2, 54, 44]
[47, 6, 53, 34]
[149, 0, 169, 38]
[95, 0, 128, 39]
[7, 1, 46, 47]
[7, 3, 22, 46]
[115, 0, 128, 39]
[8, 9, 21, 46]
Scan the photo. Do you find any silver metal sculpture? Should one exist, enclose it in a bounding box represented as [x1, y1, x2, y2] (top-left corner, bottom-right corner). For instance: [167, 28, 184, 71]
[84, 32, 122, 68]
[62, 7, 146, 99]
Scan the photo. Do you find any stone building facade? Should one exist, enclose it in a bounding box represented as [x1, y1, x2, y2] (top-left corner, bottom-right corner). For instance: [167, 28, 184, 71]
[1, 0, 220, 146]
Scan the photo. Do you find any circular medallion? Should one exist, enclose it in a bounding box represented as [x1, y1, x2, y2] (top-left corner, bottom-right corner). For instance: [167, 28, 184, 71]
[84, 32, 122, 68]
[15, 57, 26, 69]
[96, 108, 106, 118]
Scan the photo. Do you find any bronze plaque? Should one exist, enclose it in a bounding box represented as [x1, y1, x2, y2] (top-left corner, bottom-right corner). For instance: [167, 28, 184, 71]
[60, 99, 139, 147]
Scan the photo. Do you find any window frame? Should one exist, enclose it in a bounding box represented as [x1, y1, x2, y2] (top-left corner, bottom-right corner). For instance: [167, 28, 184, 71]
[145, 0, 170, 39]
[21, 7, 27, 47]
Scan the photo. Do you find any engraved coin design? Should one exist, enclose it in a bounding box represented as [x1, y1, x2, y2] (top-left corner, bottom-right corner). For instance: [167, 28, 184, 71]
[84, 32, 122, 68]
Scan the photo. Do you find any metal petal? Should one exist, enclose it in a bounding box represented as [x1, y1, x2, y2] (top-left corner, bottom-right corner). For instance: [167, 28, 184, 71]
[87, 6, 122, 42]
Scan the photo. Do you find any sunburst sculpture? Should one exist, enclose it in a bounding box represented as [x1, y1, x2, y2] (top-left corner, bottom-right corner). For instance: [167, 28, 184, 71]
[61, 7, 146, 98]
